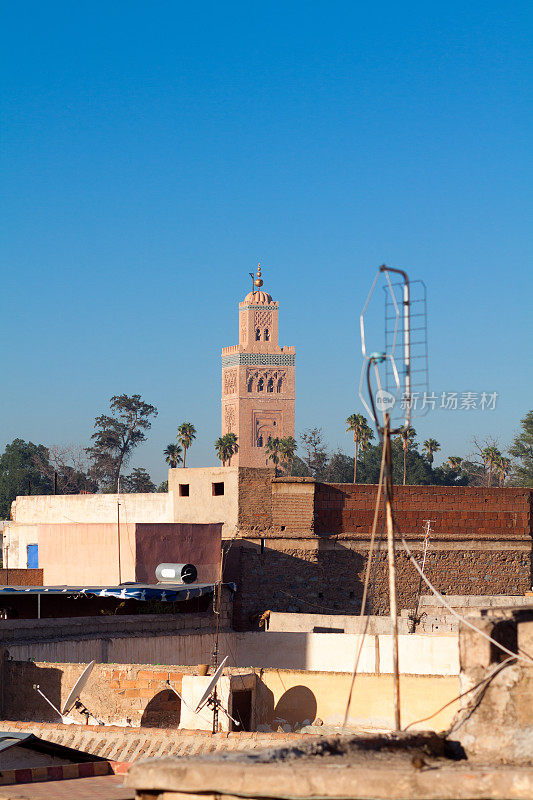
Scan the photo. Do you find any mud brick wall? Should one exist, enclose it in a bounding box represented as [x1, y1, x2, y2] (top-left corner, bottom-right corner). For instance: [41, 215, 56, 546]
[2, 661, 197, 728]
[314, 484, 532, 540]
[0, 569, 43, 586]
[233, 483, 533, 629]
[238, 468, 274, 533]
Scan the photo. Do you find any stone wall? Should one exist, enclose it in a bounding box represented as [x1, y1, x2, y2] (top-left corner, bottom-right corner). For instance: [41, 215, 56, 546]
[238, 468, 274, 533]
[233, 481, 533, 629]
[1, 658, 461, 732]
[455, 606, 533, 763]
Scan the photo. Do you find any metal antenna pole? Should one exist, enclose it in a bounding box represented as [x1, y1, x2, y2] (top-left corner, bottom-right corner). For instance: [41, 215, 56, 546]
[117, 477, 122, 584]
[383, 414, 401, 730]
[211, 553, 223, 734]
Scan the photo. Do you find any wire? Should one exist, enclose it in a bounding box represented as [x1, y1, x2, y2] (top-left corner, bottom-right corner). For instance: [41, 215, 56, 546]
[396, 526, 533, 665]
[403, 656, 515, 732]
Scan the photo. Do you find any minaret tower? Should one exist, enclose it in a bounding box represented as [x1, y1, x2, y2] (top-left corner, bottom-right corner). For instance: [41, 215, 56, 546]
[221, 265, 295, 467]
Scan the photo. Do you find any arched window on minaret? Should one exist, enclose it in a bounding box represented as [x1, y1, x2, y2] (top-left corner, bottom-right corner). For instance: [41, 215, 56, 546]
[258, 377, 264, 392]
[276, 377, 283, 393]
[255, 328, 261, 341]
[247, 376, 254, 392]
[267, 378, 274, 393]
[264, 328, 270, 341]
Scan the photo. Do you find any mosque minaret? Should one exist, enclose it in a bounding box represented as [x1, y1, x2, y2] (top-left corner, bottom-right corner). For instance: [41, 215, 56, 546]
[221, 265, 295, 467]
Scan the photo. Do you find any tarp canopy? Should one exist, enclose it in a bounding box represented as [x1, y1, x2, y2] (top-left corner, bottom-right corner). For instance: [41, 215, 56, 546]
[0, 582, 235, 603]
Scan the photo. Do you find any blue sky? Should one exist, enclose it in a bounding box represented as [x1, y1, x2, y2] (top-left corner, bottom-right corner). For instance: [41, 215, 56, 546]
[1, 1, 532, 484]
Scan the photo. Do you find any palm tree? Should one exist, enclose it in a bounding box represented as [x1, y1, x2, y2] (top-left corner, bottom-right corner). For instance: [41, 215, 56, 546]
[265, 437, 281, 475]
[346, 413, 374, 483]
[422, 438, 441, 464]
[446, 456, 463, 473]
[214, 437, 227, 466]
[496, 455, 512, 487]
[164, 443, 182, 468]
[397, 426, 416, 485]
[278, 436, 297, 475]
[481, 445, 502, 487]
[223, 432, 239, 465]
[177, 422, 196, 468]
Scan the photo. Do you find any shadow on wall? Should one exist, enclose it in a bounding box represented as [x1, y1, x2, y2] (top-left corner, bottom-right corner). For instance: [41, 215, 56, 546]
[4, 662, 63, 723]
[140, 689, 180, 728]
[229, 538, 367, 631]
[256, 679, 317, 729]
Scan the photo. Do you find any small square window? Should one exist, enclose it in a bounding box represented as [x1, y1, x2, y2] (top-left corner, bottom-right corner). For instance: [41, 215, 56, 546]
[212, 482, 224, 496]
[179, 484, 189, 497]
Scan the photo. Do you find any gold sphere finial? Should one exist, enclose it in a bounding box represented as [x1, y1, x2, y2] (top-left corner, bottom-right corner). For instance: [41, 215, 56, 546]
[254, 262, 263, 288]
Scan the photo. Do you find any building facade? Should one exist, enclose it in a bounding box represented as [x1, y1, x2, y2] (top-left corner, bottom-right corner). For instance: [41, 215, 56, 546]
[221, 265, 295, 467]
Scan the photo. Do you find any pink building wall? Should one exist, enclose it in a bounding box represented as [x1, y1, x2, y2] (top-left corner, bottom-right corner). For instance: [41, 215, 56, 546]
[37, 522, 223, 586]
[38, 523, 136, 585]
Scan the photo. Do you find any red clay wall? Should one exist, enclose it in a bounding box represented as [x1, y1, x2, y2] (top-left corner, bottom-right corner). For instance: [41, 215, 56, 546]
[314, 484, 532, 540]
[0, 569, 43, 586]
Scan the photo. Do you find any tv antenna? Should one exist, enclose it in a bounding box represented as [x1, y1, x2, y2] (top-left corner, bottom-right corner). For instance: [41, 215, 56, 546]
[358, 264, 429, 732]
[33, 660, 103, 725]
[360, 265, 428, 432]
[166, 656, 240, 729]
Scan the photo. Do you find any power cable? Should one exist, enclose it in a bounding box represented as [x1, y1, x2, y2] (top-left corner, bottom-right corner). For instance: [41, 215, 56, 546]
[396, 524, 533, 666]
[403, 656, 515, 733]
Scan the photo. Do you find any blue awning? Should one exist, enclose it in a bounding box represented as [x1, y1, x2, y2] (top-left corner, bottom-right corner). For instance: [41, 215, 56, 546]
[0, 582, 236, 603]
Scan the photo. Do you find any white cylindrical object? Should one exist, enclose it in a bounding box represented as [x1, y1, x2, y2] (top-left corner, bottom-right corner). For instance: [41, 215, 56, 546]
[155, 563, 198, 584]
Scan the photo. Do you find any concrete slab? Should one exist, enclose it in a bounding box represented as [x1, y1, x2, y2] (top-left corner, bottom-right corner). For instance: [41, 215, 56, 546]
[125, 734, 533, 800]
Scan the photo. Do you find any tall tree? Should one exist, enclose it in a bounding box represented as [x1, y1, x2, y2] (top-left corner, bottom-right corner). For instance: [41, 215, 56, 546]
[223, 433, 239, 465]
[509, 410, 533, 486]
[496, 455, 512, 487]
[164, 443, 183, 469]
[300, 427, 328, 479]
[481, 444, 502, 487]
[214, 437, 227, 466]
[177, 422, 196, 468]
[32, 444, 97, 495]
[123, 467, 156, 493]
[446, 456, 463, 473]
[214, 433, 239, 466]
[265, 437, 281, 475]
[324, 450, 355, 483]
[278, 436, 297, 475]
[346, 413, 374, 482]
[0, 439, 53, 518]
[422, 438, 441, 464]
[397, 426, 417, 485]
[86, 394, 158, 489]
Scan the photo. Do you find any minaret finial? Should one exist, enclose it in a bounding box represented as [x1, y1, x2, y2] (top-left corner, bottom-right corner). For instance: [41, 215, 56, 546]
[254, 263, 263, 289]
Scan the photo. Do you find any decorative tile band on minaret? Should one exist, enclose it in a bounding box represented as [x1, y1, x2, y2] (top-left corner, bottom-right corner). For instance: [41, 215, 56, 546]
[221, 264, 295, 468]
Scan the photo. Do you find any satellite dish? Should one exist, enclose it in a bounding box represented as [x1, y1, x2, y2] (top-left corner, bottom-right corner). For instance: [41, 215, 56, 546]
[62, 660, 96, 715]
[33, 660, 101, 726]
[195, 655, 229, 712]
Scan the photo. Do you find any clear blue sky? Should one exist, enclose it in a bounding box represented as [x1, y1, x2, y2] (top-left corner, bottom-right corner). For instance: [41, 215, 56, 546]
[1, 1, 532, 484]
